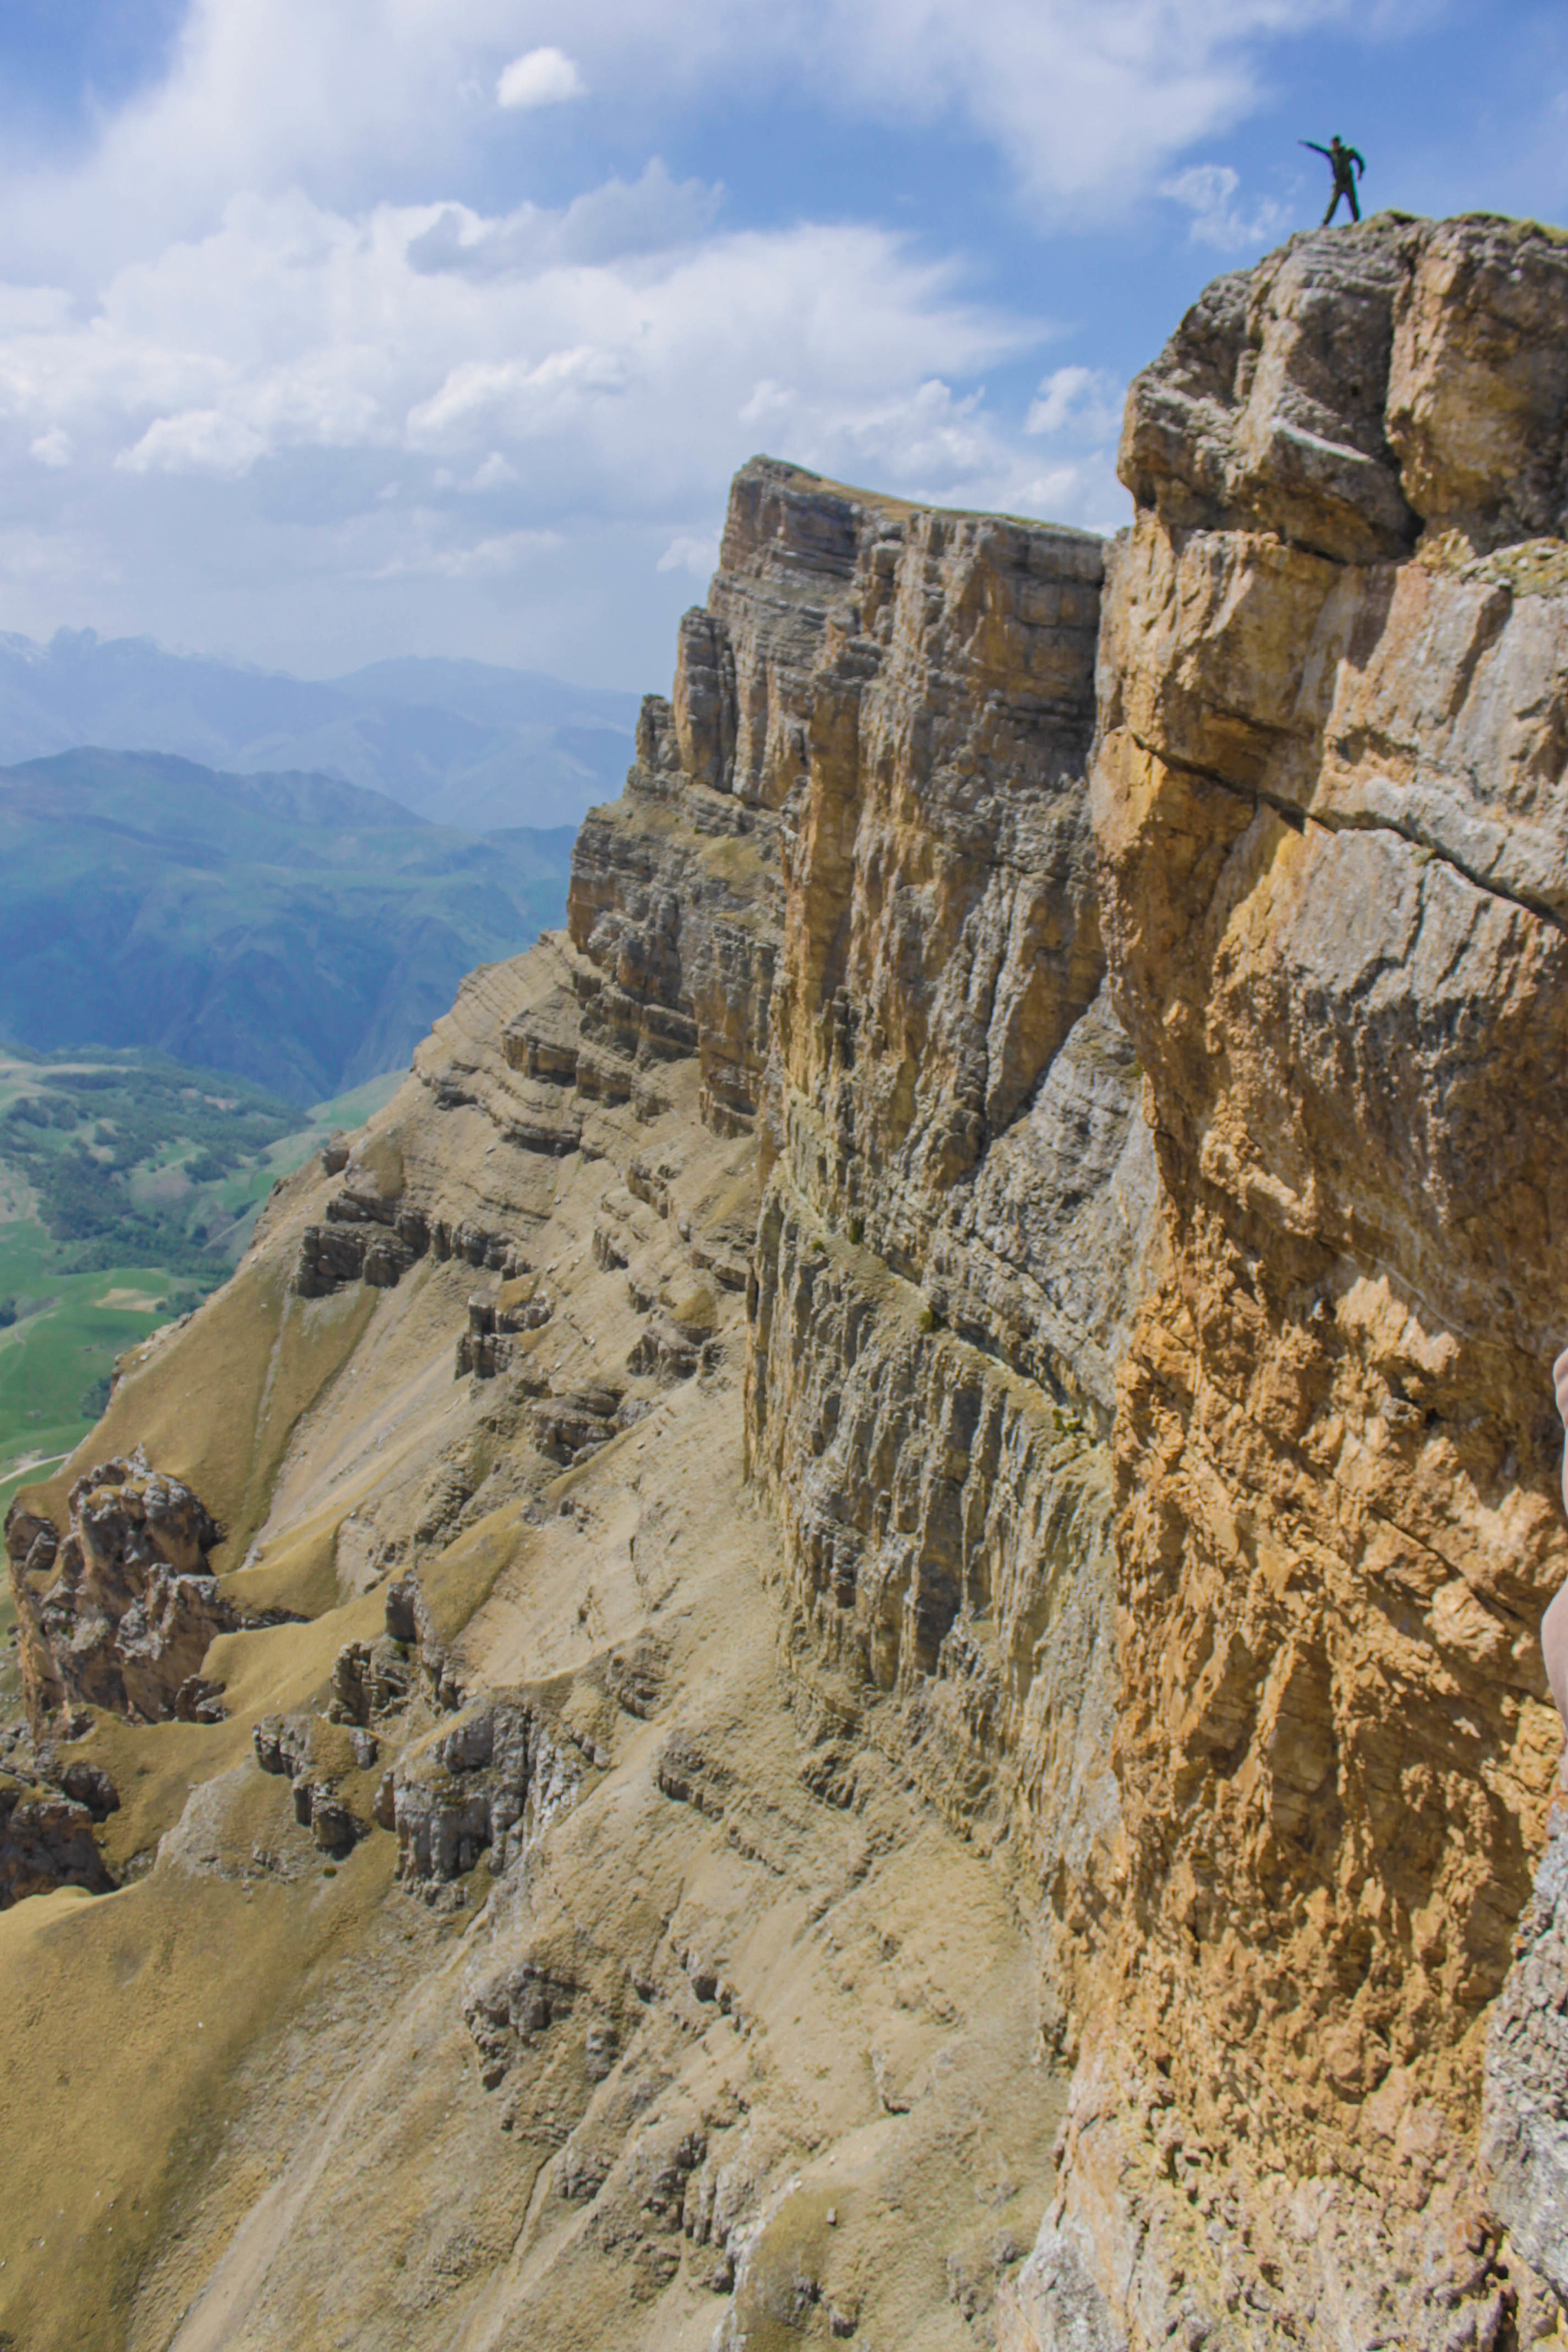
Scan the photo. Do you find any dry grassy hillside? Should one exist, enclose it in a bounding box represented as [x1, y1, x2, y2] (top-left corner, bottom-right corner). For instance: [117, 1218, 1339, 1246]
[0, 933, 1063, 2352]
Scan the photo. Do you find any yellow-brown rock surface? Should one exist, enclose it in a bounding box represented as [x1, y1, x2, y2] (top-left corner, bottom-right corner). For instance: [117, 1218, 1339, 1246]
[737, 463, 1155, 1950]
[1034, 211, 1568, 2351]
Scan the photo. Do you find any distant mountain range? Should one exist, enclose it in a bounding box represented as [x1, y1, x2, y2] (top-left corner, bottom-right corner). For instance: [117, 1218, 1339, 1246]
[0, 630, 639, 833]
[0, 748, 577, 1102]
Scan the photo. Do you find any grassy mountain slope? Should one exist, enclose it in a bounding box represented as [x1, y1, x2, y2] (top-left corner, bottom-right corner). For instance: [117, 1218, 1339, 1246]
[0, 749, 578, 1101]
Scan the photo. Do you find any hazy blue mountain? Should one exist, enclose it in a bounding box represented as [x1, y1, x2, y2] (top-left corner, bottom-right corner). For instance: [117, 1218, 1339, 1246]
[0, 629, 639, 831]
[0, 747, 578, 1102]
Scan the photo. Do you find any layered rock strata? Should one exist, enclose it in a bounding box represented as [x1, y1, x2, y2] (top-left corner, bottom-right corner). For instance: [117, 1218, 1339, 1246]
[738, 463, 1158, 1897]
[1035, 211, 1568, 2350]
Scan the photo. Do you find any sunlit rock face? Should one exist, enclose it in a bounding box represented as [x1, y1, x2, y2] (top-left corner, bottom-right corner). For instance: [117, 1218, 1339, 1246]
[5, 1450, 233, 1730]
[1014, 212, 1568, 2352]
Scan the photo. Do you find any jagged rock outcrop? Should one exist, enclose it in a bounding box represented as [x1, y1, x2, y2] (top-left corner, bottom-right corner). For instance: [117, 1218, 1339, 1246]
[5, 1450, 234, 1730]
[253, 1710, 376, 1853]
[0, 1772, 116, 1906]
[390, 1692, 588, 1885]
[292, 1148, 434, 1294]
[453, 1273, 554, 1377]
[325, 1632, 410, 1727]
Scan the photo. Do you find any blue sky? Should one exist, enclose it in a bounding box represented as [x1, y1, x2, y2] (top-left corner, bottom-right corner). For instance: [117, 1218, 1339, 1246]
[0, 0, 1563, 688]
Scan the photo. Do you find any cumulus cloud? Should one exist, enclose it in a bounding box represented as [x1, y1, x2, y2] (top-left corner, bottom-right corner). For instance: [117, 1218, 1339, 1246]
[0, 0, 1426, 283]
[496, 46, 584, 109]
[1010, 364, 1129, 543]
[1025, 365, 1124, 443]
[466, 451, 521, 490]
[0, 177, 1089, 667]
[0, 0, 1437, 672]
[657, 532, 720, 577]
[1161, 162, 1289, 251]
[408, 163, 721, 279]
[117, 410, 270, 477]
[362, 521, 564, 577]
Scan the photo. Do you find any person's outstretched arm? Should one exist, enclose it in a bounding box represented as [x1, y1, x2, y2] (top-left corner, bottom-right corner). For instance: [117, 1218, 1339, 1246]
[1544, 1346, 1568, 1730]
[1300, 140, 1330, 157]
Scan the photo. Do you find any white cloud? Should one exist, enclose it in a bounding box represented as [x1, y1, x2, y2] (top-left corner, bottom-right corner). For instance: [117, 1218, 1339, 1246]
[0, 178, 1086, 667]
[1025, 365, 1124, 442]
[0, 0, 1431, 287]
[406, 345, 636, 447]
[1161, 162, 1289, 252]
[657, 532, 720, 577]
[362, 520, 564, 578]
[468, 451, 521, 490]
[496, 46, 584, 110]
[739, 375, 995, 493]
[0, 0, 1443, 673]
[408, 164, 721, 279]
[116, 409, 270, 477]
[730, 371, 1125, 530]
[707, 0, 1405, 220]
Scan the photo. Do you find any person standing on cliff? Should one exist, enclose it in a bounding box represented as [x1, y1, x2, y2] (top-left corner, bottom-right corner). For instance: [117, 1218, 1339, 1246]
[1301, 136, 1366, 224]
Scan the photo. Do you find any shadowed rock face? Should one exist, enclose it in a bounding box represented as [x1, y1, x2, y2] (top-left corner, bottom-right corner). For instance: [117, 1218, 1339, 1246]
[564, 684, 781, 1138]
[1485, 1805, 1568, 2304]
[0, 1775, 115, 1906]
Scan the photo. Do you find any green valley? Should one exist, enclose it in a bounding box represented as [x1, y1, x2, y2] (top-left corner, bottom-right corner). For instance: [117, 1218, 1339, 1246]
[0, 1050, 399, 1501]
[0, 747, 580, 1102]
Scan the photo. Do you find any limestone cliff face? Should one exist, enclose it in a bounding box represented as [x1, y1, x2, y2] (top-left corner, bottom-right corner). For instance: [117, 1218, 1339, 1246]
[0, 474, 1069, 2350]
[736, 463, 1156, 1919]
[1047, 213, 1568, 2350]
